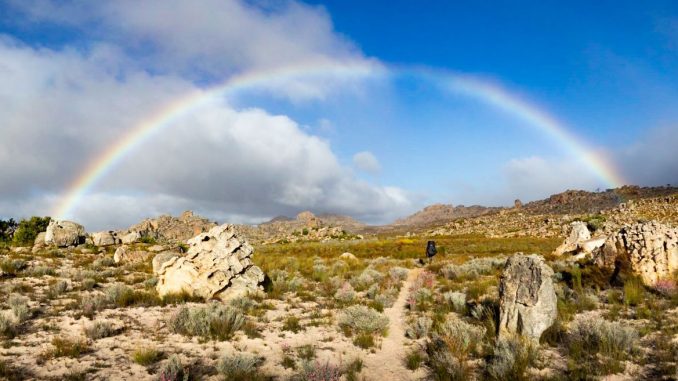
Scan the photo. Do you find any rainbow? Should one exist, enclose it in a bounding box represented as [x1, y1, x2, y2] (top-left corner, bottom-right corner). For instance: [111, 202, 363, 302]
[53, 62, 626, 219]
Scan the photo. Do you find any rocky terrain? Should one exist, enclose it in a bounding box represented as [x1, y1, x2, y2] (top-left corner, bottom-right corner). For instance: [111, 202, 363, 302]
[0, 185, 676, 380]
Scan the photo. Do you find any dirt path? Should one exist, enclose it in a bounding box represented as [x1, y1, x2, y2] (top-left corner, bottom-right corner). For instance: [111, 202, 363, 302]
[363, 267, 423, 381]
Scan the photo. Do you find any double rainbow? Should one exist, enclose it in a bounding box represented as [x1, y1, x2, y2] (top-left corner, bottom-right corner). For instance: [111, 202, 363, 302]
[52, 61, 626, 219]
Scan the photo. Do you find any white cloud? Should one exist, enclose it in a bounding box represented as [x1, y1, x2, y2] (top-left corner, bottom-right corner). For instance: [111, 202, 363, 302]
[616, 126, 678, 186]
[0, 37, 412, 230]
[352, 151, 382, 174]
[502, 156, 602, 201]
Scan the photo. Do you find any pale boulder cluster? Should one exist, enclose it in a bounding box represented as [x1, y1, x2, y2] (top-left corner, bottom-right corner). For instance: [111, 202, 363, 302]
[555, 220, 678, 287]
[32, 213, 266, 303]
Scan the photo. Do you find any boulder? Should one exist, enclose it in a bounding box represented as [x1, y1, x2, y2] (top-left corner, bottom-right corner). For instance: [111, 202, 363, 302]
[155, 224, 265, 301]
[593, 222, 678, 286]
[554, 221, 591, 256]
[121, 231, 141, 244]
[498, 254, 557, 341]
[91, 231, 119, 246]
[44, 220, 86, 247]
[32, 232, 47, 253]
[340, 252, 358, 261]
[114, 246, 151, 264]
[152, 251, 180, 274]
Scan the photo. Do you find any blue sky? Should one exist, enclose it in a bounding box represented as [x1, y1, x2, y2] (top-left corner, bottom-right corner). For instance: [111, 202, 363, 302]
[0, 0, 676, 229]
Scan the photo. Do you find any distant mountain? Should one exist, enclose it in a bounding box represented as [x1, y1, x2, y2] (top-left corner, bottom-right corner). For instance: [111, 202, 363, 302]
[392, 203, 500, 227]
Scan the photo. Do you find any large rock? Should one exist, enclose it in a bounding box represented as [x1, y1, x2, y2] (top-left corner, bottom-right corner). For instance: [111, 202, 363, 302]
[498, 254, 557, 341]
[91, 231, 120, 246]
[120, 211, 217, 243]
[554, 221, 591, 256]
[152, 251, 181, 274]
[114, 246, 152, 264]
[155, 224, 265, 301]
[594, 222, 678, 286]
[44, 220, 86, 247]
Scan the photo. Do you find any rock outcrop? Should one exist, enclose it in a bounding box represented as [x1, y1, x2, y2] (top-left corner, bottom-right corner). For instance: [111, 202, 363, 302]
[155, 224, 264, 301]
[44, 220, 86, 247]
[120, 211, 217, 243]
[593, 222, 678, 286]
[113, 246, 152, 264]
[554, 221, 591, 256]
[91, 231, 120, 246]
[498, 254, 557, 341]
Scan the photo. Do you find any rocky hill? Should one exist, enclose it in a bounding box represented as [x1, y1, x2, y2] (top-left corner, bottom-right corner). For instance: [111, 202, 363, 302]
[428, 191, 678, 239]
[392, 203, 500, 227]
[235, 211, 363, 244]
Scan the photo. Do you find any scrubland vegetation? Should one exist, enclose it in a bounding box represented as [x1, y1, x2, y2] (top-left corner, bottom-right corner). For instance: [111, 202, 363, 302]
[0, 230, 675, 380]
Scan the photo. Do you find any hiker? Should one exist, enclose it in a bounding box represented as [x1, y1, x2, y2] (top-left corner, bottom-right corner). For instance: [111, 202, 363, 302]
[426, 240, 437, 264]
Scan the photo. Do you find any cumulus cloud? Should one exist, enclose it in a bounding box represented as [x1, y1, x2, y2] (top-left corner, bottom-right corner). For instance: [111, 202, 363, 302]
[7, 0, 379, 102]
[352, 151, 382, 174]
[0, 20, 412, 230]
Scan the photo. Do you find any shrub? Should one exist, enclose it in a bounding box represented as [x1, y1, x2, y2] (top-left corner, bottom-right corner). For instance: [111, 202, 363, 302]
[92, 257, 115, 269]
[405, 316, 432, 339]
[375, 288, 398, 308]
[352, 332, 375, 349]
[158, 355, 186, 381]
[442, 291, 466, 313]
[132, 347, 162, 366]
[0, 218, 17, 242]
[80, 294, 107, 318]
[168, 304, 244, 340]
[8, 294, 30, 322]
[567, 314, 638, 360]
[344, 358, 363, 381]
[84, 320, 116, 339]
[12, 216, 50, 246]
[486, 336, 535, 381]
[334, 282, 356, 303]
[437, 314, 485, 356]
[351, 269, 383, 290]
[0, 259, 27, 276]
[441, 256, 506, 280]
[296, 344, 316, 361]
[337, 305, 389, 336]
[389, 267, 409, 281]
[47, 280, 69, 299]
[217, 352, 264, 381]
[298, 360, 342, 381]
[0, 311, 18, 338]
[426, 337, 471, 381]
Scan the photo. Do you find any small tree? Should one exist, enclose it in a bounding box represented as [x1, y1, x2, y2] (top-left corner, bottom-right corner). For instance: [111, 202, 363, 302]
[0, 218, 18, 242]
[12, 216, 51, 246]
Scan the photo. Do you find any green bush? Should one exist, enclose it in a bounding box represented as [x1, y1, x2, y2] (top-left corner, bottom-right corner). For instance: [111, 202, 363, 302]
[12, 216, 50, 246]
[0, 218, 17, 242]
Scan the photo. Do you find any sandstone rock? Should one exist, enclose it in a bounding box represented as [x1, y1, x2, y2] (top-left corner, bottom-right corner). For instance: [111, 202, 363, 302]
[498, 254, 557, 341]
[554, 221, 591, 256]
[32, 232, 47, 253]
[114, 246, 151, 264]
[91, 231, 119, 246]
[155, 224, 265, 301]
[147, 245, 166, 252]
[340, 252, 358, 261]
[121, 231, 141, 244]
[120, 211, 217, 243]
[152, 251, 181, 274]
[514, 199, 523, 209]
[44, 220, 86, 247]
[594, 221, 678, 286]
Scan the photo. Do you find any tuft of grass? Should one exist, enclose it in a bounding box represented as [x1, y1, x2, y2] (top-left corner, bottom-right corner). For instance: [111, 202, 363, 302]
[50, 336, 90, 358]
[132, 347, 162, 366]
[0, 259, 27, 276]
[282, 315, 303, 333]
[623, 277, 644, 307]
[353, 333, 375, 349]
[405, 349, 424, 370]
[8, 294, 30, 322]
